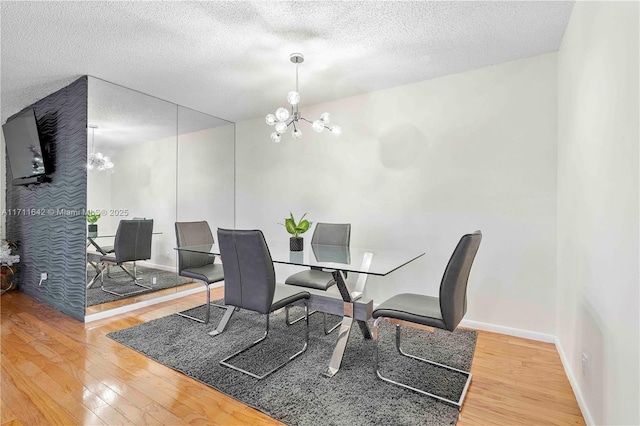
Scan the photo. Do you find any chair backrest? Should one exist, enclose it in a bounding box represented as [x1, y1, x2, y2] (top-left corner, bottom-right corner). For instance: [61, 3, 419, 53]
[217, 229, 276, 315]
[114, 219, 154, 264]
[439, 230, 482, 331]
[175, 221, 215, 273]
[311, 223, 351, 246]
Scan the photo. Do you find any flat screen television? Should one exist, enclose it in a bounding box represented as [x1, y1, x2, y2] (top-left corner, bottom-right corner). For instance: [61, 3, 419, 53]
[2, 109, 53, 186]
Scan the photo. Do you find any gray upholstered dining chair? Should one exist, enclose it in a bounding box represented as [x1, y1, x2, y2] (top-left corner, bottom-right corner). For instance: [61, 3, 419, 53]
[175, 221, 226, 324]
[99, 219, 154, 297]
[372, 230, 482, 409]
[284, 222, 350, 334]
[217, 228, 310, 380]
[103, 217, 146, 278]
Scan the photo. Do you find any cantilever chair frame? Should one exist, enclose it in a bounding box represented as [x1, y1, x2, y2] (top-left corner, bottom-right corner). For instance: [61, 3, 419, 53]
[217, 228, 310, 380]
[99, 219, 154, 297]
[371, 230, 481, 409]
[372, 319, 472, 408]
[220, 302, 310, 380]
[175, 221, 231, 329]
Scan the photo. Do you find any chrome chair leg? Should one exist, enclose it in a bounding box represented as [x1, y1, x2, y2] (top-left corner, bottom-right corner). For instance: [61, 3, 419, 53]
[373, 317, 472, 409]
[220, 301, 309, 380]
[323, 313, 342, 335]
[176, 282, 228, 324]
[286, 306, 341, 335]
[99, 262, 153, 297]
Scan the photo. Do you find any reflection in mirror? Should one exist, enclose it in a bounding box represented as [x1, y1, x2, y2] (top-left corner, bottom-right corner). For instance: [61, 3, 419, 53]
[86, 77, 179, 315]
[177, 106, 234, 229]
[85, 77, 235, 319]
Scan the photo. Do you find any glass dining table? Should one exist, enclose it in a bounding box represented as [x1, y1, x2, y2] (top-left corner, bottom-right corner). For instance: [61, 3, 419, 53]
[176, 239, 424, 377]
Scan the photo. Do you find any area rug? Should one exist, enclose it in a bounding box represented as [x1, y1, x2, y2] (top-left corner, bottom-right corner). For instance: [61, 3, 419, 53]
[108, 302, 477, 425]
[86, 266, 191, 306]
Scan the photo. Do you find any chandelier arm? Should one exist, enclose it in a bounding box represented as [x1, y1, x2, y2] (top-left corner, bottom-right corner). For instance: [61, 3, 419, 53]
[299, 117, 313, 124]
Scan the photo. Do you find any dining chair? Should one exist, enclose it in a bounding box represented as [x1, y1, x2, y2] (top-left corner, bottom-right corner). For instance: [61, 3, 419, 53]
[103, 217, 145, 278]
[99, 219, 154, 297]
[217, 228, 310, 380]
[284, 222, 350, 334]
[372, 230, 482, 408]
[175, 221, 227, 325]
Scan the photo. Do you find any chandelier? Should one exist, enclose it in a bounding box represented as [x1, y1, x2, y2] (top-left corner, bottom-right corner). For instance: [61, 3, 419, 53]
[87, 124, 113, 171]
[265, 53, 341, 143]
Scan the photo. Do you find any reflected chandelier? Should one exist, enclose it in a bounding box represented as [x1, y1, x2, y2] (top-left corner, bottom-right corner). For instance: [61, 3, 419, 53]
[87, 124, 114, 171]
[265, 53, 341, 143]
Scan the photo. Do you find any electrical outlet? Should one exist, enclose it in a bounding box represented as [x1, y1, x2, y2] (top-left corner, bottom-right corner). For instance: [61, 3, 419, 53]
[152, 277, 157, 285]
[38, 272, 48, 286]
[582, 353, 589, 377]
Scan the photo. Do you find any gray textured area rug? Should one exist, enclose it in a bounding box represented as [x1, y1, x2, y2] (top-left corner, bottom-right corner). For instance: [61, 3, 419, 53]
[86, 266, 191, 306]
[108, 302, 477, 426]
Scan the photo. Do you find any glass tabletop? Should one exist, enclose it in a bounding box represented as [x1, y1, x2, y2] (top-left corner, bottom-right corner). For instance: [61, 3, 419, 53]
[176, 240, 424, 277]
[88, 232, 162, 238]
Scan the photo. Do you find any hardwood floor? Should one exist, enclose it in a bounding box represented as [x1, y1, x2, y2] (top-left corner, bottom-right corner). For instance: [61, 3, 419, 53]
[1, 290, 585, 425]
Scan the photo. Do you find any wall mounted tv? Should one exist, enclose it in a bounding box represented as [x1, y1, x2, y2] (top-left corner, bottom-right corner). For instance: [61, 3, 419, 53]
[2, 109, 54, 186]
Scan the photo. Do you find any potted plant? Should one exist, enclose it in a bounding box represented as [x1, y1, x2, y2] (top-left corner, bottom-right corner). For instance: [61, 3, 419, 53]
[280, 212, 312, 251]
[1, 239, 20, 294]
[87, 211, 101, 237]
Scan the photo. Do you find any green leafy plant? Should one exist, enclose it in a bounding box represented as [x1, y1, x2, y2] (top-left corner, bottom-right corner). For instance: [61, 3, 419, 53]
[87, 211, 101, 225]
[280, 212, 312, 238]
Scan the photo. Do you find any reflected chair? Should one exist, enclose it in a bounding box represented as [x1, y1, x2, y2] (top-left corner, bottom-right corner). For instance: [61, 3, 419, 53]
[175, 221, 227, 325]
[103, 217, 145, 278]
[217, 228, 310, 379]
[372, 230, 482, 408]
[284, 223, 350, 334]
[99, 219, 154, 297]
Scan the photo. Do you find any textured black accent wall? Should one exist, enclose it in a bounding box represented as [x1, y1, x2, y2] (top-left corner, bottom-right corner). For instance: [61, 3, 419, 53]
[5, 77, 87, 321]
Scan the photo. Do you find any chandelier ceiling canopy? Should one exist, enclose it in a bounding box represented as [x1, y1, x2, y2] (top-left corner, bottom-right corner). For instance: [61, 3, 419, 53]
[265, 53, 341, 143]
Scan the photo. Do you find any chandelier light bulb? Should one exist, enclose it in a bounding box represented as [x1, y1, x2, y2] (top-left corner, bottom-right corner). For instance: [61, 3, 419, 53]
[330, 125, 342, 136]
[271, 132, 282, 143]
[292, 129, 302, 139]
[312, 120, 325, 133]
[265, 114, 277, 126]
[320, 112, 331, 124]
[275, 107, 290, 122]
[95, 152, 104, 160]
[287, 91, 300, 105]
[87, 162, 94, 170]
[275, 122, 288, 134]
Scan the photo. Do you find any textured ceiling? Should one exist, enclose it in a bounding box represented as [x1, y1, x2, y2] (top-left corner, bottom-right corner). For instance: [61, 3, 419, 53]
[1, 1, 574, 124]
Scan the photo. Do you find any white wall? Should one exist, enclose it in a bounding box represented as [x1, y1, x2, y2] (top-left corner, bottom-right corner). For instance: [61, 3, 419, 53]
[1, 131, 5, 239]
[236, 53, 558, 335]
[109, 136, 177, 268]
[177, 123, 235, 229]
[557, 2, 639, 425]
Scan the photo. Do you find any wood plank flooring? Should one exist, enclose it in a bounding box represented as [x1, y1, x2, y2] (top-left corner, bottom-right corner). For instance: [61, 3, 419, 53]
[1, 290, 585, 425]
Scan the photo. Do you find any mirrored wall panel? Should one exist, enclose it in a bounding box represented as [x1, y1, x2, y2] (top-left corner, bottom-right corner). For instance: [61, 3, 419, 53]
[86, 77, 234, 317]
[177, 106, 234, 228]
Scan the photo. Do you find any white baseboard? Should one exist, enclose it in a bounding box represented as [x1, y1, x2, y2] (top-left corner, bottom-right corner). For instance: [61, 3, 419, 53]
[135, 261, 176, 273]
[84, 284, 214, 322]
[555, 339, 595, 426]
[459, 319, 556, 343]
